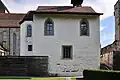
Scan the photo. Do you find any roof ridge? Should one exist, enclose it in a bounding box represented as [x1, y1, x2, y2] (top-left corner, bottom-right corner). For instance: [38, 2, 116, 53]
[38, 5, 73, 7]
[37, 6, 92, 7]
[37, 6, 95, 11]
[37, 6, 73, 10]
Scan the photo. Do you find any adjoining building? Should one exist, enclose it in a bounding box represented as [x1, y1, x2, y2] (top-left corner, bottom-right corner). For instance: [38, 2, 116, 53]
[114, 0, 120, 41]
[0, 0, 25, 56]
[100, 0, 120, 70]
[20, 0, 103, 76]
[100, 40, 117, 70]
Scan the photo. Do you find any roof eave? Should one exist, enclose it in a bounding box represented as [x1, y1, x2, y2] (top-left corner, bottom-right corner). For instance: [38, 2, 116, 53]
[19, 11, 35, 24]
[19, 11, 103, 24]
[35, 11, 103, 15]
[0, 26, 20, 28]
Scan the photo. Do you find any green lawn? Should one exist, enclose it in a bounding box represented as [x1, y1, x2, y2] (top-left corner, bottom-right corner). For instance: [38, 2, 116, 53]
[32, 78, 64, 80]
[0, 78, 31, 80]
[0, 77, 30, 80]
[0, 77, 76, 80]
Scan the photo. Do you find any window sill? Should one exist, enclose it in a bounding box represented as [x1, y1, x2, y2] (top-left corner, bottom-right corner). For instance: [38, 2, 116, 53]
[80, 35, 89, 36]
[61, 58, 73, 60]
[26, 36, 32, 37]
[44, 35, 54, 36]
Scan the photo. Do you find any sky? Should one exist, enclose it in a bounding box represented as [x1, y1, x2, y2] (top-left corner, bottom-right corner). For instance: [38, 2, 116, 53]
[2, 0, 118, 48]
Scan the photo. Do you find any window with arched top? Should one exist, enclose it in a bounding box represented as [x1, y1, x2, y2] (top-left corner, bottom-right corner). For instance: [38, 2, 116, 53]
[44, 18, 54, 36]
[80, 19, 89, 36]
[13, 33, 16, 55]
[27, 24, 32, 37]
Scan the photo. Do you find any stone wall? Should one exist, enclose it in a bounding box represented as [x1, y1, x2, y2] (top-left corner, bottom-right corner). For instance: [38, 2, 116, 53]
[114, 0, 120, 40]
[0, 56, 48, 76]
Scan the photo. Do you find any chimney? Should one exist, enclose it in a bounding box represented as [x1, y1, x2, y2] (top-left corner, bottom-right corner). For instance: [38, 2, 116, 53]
[71, 0, 83, 7]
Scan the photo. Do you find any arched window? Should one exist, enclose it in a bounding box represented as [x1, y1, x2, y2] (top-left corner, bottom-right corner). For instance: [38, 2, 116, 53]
[13, 33, 16, 55]
[44, 18, 54, 36]
[27, 24, 32, 37]
[80, 19, 89, 36]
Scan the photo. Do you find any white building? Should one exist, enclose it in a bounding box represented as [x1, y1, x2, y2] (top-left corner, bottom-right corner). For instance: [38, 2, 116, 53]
[20, 5, 103, 76]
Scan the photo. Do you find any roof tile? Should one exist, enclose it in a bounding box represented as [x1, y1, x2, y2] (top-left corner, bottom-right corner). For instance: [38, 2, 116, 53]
[37, 6, 96, 13]
[0, 13, 25, 28]
[20, 6, 103, 24]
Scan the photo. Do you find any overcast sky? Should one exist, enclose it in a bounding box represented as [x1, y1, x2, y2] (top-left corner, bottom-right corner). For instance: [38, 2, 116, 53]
[2, 0, 118, 47]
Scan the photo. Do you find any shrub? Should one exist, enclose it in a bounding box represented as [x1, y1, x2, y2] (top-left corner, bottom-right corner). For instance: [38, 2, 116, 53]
[83, 69, 120, 80]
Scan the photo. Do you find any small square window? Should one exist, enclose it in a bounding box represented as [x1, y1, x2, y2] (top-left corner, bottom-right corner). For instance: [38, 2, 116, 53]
[62, 45, 73, 59]
[28, 45, 32, 51]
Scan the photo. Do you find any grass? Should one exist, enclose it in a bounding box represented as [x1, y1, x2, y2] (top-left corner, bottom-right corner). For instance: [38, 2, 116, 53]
[0, 77, 76, 80]
[0, 78, 31, 80]
[32, 78, 65, 80]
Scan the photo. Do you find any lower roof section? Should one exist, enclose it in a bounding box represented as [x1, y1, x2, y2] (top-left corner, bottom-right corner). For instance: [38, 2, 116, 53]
[0, 13, 25, 28]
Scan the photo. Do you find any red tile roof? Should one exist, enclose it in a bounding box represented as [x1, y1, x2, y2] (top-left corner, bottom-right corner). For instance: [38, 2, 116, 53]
[20, 6, 103, 24]
[37, 6, 73, 12]
[0, 13, 25, 28]
[37, 6, 96, 13]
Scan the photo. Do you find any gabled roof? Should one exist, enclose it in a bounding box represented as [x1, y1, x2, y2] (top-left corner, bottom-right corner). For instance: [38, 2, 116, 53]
[0, 13, 25, 28]
[0, 0, 9, 13]
[19, 6, 103, 24]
